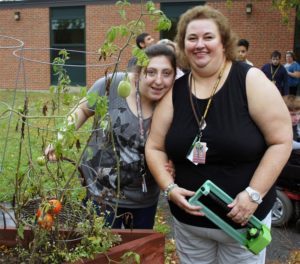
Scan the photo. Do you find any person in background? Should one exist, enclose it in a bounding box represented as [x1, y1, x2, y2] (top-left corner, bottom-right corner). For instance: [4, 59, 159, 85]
[237, 38, 253, 66]
[136, 32, 155, 49]
[46, 44, 176, 229]
[284, 51, 300, 95]
[157, 38, 185, 79]
[127, 33, 155, 71]
[145, 5, 292, 264]
[283, 95, 300, 165]
[261, 50, 289, 96]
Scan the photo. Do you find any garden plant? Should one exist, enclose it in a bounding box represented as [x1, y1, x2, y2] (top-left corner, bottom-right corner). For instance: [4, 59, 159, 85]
[0, 0, 171, 263]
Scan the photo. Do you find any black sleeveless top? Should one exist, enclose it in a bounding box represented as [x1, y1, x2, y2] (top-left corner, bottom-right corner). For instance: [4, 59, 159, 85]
[165, 61, 276, 228]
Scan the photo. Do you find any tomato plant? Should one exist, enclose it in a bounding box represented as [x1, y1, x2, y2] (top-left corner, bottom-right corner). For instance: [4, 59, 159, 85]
[117, 79, 131, 98]
[36, 156, 46, 166]
[36, 209, 42, 218]
[49, 199, 62, 215]
[37, 213, 54, 229]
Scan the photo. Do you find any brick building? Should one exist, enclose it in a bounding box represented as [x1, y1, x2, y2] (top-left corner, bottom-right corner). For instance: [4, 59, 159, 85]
[0, 0, 299, 90]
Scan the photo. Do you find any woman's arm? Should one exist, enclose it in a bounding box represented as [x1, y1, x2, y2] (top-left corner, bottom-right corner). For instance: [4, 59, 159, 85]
[68, 98, 94, 130]
[145, 90, 174, 189]
[287, 63, 300, 78]
[145, 89, 203, 216]
[228, 67, 292, 225]
[287, 70, 300, 78]
[45, 98, 93, 161]
[246, 68, 292, 195]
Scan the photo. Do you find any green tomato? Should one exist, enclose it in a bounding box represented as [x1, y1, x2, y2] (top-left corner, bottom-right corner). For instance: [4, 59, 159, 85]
[36, 156, 46, 166]
[17, 105, 24, 113]
[117, 80, 131, 98]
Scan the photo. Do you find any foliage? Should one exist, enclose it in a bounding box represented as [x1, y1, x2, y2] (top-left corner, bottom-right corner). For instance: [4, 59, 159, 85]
[154, 208, 178, 264]
[99, 0, 171, 69]
[0, 0, 171, 263]
[271, 0, 300, 24]
[227, 0, 300, 25]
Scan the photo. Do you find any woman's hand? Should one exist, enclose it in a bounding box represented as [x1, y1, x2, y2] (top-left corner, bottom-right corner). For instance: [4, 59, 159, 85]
[45, 144, 57, 161]
[227, 191, 258, 226]
[168, 186, 204, 217]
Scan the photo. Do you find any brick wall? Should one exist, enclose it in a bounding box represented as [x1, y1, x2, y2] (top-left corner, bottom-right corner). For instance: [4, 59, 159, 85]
[85, 2, 160, 88]
[209, 1, 295, 67]
[0, 1, 296, 90]
[0, 7, 50, 90]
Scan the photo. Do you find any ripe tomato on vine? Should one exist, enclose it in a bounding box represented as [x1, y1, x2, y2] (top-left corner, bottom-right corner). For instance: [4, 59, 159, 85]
[49, 199, 62, 215]
[37, 213, 54, 229]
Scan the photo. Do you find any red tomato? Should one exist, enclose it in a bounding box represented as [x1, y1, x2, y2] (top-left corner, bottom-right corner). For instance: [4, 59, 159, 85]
[49, 199, 62, 215]
[37, 213, 54, 229]
[36, 209, 42, 218]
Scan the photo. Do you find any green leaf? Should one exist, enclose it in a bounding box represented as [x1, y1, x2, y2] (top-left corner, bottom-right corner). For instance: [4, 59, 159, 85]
[134, 254, 141, 264]
[49, 85, 56, 94]
[156, 15, 172, 31]
[86, 92, 98, 107]
[119, 25, 129, 36]
[118, 9, 126, 20]
[80, 86, 87, 98]
[106, 27, 117, 43]
[17, 224, 24, 240]
[95, 96, 108, 118]
[116, 0, 124, 7]
[146, 1, 155, 13]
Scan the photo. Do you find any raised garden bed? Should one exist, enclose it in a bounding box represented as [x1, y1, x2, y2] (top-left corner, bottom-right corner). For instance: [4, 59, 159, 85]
[0, 228, 165, 263]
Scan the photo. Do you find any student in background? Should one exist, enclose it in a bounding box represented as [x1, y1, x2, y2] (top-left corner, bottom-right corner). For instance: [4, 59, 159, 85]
[284, 51, 300, 95]
[261, 50, 289, 95]
[283, 95, 300, 165]
[136, 32, 155, 49]
[127, 33, 155, 71]
[237, 39, 253, 66]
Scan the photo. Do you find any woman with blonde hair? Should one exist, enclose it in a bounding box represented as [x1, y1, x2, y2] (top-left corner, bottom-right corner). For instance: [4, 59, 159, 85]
[146, 5, 292, 263]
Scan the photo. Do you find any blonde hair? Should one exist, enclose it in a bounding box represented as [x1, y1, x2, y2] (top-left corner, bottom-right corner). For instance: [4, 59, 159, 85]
[283, 95, 300, 111]
[175, 5, 238, 69]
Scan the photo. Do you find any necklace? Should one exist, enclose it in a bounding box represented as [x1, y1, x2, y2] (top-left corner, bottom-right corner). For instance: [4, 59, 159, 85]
[135, 79, 148, 193]
[189, 62, 227, 133]
[270, 64, 280, 83]
[186, 61, 227, 165]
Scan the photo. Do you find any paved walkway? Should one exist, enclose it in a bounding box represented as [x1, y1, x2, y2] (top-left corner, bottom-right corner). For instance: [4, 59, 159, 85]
[0, 202, 15, 228]
[157, 194, 300, 263]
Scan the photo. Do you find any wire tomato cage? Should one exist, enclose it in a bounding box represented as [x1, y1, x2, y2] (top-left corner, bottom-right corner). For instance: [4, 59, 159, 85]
[0, 35, 122, 232]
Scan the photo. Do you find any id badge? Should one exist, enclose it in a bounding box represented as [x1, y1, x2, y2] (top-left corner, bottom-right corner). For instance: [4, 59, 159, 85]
[186, 136, 207, 165]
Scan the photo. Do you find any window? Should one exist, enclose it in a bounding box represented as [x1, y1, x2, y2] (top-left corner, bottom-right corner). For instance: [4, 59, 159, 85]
[160, 2, 205, 41]
[50, 6, 86, 86]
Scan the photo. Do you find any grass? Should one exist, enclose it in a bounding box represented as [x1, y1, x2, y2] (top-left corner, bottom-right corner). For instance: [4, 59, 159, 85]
[0, 89, 91, 203]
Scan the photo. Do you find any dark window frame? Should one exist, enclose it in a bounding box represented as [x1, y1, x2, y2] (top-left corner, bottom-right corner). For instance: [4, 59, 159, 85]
[50, 6, 86, 86]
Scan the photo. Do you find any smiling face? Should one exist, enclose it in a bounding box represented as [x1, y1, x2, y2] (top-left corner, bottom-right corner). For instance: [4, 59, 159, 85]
[139, 55, 175, 102]
[184, 19, 225, 71]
